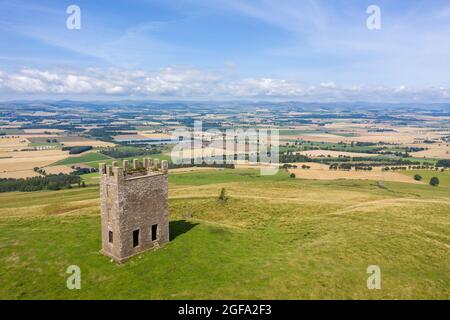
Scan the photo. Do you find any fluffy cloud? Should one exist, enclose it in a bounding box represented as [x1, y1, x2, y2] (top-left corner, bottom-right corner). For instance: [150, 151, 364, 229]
[0, 67, 448, 102]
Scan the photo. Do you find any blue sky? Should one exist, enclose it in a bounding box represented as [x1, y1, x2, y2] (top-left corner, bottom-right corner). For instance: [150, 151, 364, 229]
[0, 0, 449, 101]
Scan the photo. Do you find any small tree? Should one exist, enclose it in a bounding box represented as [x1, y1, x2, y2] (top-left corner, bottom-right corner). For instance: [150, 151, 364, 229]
[81, 181, 86, 188]
[218, 188, 228, 203]
[290, 173, 296, 179]
[430, 177, 439, 186]
[414, 174, 422, 181]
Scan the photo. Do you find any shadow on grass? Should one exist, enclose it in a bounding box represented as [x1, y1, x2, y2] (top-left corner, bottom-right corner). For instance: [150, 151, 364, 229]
[169, 220, 199, 241]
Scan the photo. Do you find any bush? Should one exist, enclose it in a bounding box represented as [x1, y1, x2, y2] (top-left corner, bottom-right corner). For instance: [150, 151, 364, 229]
[218, 188, 228, 203]
[430, 177, 440, 186]
[414, 174, 422, 181]
[290, 173, 296, 178]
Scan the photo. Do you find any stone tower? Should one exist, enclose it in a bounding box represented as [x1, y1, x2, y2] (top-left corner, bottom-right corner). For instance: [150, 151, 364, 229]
[99, 158, 169, 263]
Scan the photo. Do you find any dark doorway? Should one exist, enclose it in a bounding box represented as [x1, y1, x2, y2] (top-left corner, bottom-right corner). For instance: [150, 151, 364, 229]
[133, 229, 139, 247]
[151, 224, 158, 241]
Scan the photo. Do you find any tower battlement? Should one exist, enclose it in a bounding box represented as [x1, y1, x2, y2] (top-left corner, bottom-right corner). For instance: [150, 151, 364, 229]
[99, 158, 169, 263]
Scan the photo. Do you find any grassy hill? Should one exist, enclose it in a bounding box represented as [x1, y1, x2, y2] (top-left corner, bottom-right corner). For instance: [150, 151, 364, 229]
[0, 169, 449, 299]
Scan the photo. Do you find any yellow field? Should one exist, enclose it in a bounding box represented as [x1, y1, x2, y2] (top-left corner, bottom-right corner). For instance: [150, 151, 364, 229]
[0, 136, 29, 152]
[410, 143, 450, 159]
[60, 139, 115, 148]
[281, 123, 446, 145]
[288, 164, 421, 184]
[44, 165, 74, 175]
[297, 150, 378, 158]
[0, 149, 69, 178]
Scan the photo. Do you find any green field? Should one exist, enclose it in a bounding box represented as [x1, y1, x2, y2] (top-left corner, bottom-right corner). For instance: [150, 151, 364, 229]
[402, 170, 450, 186]
[0, 169, 449, 299]
[0, 128, 24, 135]
[53, 152, 112, 166]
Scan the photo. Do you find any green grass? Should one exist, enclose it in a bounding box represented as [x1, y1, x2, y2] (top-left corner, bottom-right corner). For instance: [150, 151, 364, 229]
[80, 172, 100, 185]
[0, 128, 24, 135]
[401, 170, 450, 188]
[169, 169, 289, 185]
[0, 169, 449, 299]
[279, 129, 324, 136]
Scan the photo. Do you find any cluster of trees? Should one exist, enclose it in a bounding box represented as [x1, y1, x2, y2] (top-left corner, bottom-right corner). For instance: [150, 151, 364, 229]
[280, 153, 312, 163]
[414, 175, 440, 186]
[62, 146, 93, 154]
[0, 174, 83, 193]
[71, 166, 98, 175]
[386, 165, 446, 172]
[33, 167, 46, 175]
[436, 160, 450, 168]
[329, 163, 352, 171]
[344, 157, 429, 166]
[384, 166, 408, 171]
[281, 164, 298, 169]
[169, 161, 235, 169]
[368, 129, 396, 133]
[22, 124, 84, 133]
[329, 163, 376, 171]
[100, 147, 161, 159]
[288, 140, 426, 157]
[88, 126, 135, 142]
[409, 165, 436, 170]
[354, 165, 373, 171]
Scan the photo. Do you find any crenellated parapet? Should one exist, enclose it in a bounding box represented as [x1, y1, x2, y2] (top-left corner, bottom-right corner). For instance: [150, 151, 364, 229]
[99, 158, 169, 182]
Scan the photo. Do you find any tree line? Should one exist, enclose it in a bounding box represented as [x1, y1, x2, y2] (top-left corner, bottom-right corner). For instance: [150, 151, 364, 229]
[0, 174, 83, 193]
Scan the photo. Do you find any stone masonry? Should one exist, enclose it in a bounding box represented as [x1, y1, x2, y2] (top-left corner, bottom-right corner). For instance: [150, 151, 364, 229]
[99, 158, 169, 263]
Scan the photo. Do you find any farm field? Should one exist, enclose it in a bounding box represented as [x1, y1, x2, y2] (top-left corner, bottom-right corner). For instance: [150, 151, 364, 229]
[0, 135, 116, 178]
[0, 169, 449, 299]
[288, 167, 417, 184]
[0, 136, 30, 152]
[53, 152, 112, 166]
[410, 143, 450, 159]
[0, 149, 69, 178]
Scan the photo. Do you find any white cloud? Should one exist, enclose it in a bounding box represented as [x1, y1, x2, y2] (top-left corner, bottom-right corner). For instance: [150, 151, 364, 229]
[0, 67, 448, 102]
[320, 82, 336, 89]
